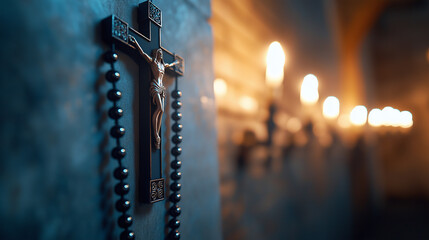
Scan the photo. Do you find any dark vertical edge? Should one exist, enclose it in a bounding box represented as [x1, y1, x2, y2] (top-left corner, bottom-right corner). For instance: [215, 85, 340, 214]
[101, 15, 114, 45]
[138, 63, 152, 203]
[138, 1, 151, 38]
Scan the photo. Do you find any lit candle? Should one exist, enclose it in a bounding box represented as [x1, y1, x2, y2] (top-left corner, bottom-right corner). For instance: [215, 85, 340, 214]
[391, 108, 402, 127]
[300, 74, 319, 105]
[266, 41, 286, 88]
[350, 105, 367, 126]
[323, 96, 340, 119]
[399, 110, 413, 128]
[368, 108, 382, 127]
[381, 106, 394, 126]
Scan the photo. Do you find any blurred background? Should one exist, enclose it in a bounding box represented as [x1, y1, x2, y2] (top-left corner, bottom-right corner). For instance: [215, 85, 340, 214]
[211, 0, 429, 239]
[1, 0, 429, 239]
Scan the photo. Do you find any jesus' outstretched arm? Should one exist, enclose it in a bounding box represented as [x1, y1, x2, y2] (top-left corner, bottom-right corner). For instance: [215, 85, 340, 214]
[165, 60, 179, 68]
[129, 35, 152, 63]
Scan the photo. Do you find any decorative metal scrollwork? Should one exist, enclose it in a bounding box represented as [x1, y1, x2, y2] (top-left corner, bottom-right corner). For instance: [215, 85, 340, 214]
[112, 17, 129, 43]
[148, 1, 162, 27]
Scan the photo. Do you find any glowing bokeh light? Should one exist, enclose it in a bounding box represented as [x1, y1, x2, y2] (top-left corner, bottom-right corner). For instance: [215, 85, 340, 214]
[214, 78, 227, 97]
[239, 96, 258, 113]
[300, 74, 319, 105]
[370, 107, 413, 128]
[286, 117, 302, 133]
[400, 111, 413, 128]
[350, 105, 368, 126]
[368, 108, 383, 127]
[266, 41, 286, 88]
[381, 106, 395, 126]
[323, 96, 340, 119]
[391, 109, 402, 127]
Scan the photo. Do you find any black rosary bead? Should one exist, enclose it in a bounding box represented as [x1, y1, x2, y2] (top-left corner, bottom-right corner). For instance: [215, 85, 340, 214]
[168, 219, 180, 229]
[171, 90, 182, 98]
[116, 199, 131, 212]
[109, 107, 124, 120]
[115, 182, 130, 195]
[105, 48, 135, 240]
[111, 126, 126, 138]
[172, 123, 182, 132]
[169, 193, 181, 203]
[172, 135, 183, 144]
[169, 206, 181, 217]
[172, 112, 182, 121]
[104, 51, 118, 63]
[120, 230, 135, 240]
[112, 147, 126, 160]
[168, 77, 183, 237]
[171, 160, 182, 170]
[106, 70, 120, 83]
[171, 171, 182, 181]
[172, 101, 182, 109]
[107, 89, 122, 101]
[118, 215, 133, 228]
[168, 230, 180, 240]
[171, 147, 182, 156]
[170, 182, 181, 191]
[114, 167, 129, 180]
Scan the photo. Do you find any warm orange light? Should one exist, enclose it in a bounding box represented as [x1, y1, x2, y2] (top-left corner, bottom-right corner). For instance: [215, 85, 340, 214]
[368, 108, 382, 127]
[286, 117, 302, 133]
[391, 108, 402, 127]
[372, 107, 413, 128]
[399, 111, 413, 128]
[300, 74, 319, 105]
[323, 96, 340, 119]
[381, 106, 394, 126]
[214, 78, 227, 97]
[239, 96, 258, 113]
[266, 41, 286, 88]
[338, 114, 351, 128]
[350, 105, 367, 126]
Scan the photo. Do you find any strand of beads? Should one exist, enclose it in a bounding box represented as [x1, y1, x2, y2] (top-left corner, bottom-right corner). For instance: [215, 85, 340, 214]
[104, 46, 135, 240]
[168, 76, 183, 240]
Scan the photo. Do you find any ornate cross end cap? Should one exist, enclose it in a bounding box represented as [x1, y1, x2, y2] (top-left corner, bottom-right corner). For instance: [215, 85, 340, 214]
[149, 178, 165, 203]
[174, 55, 185, 76]
[111, 15, 129, 43]
[139, 1, 162, 27]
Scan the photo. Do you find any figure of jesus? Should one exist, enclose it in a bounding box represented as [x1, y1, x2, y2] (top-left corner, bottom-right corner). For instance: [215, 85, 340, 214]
[129, 36, 179, 149]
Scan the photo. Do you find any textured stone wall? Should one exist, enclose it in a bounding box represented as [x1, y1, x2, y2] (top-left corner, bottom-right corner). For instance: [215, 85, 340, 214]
[0, 1, 221, 240]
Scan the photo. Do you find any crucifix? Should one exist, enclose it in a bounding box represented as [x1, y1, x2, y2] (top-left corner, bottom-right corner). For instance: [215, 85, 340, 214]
[103, 0, 184, 204]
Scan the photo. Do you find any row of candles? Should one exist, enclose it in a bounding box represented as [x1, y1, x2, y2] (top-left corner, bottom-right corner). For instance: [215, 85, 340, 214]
[213, 41, 413, 135]
[266, 41, 415, 130]
[301, 73, 413, 129]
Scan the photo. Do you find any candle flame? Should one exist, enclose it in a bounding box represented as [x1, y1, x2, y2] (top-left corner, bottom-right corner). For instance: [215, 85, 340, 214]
[350, 105, 367, 126]
[300, 74, 319, 105]
[266, 41, 286, 88]
[323, 96, 340, 119]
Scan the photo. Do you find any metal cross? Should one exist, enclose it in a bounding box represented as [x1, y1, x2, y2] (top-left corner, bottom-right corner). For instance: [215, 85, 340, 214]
[103, 1, 184, 204]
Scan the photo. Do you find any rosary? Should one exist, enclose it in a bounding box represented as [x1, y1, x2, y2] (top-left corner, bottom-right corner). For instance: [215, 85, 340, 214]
[103, 45, 183, 239]
[101, 1, 185, 239]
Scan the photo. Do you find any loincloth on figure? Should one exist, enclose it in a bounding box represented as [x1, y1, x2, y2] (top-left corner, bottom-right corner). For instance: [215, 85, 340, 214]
[149, 80, 166, 104]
